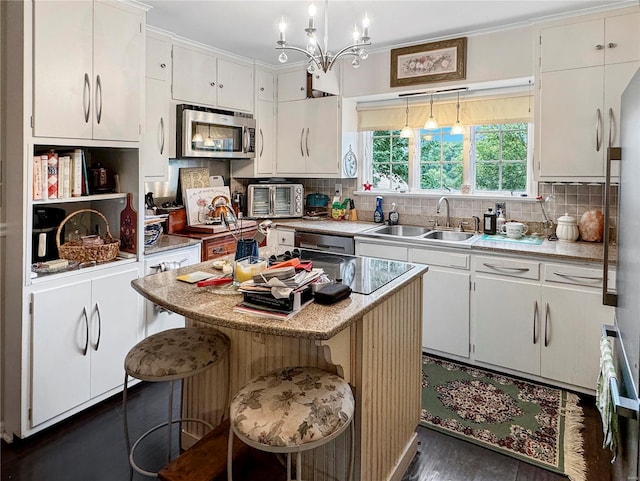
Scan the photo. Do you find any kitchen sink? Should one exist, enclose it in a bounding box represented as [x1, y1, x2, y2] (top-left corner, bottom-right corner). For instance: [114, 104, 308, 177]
[367, 225, 431, 237]
[422, 230, 475, 241]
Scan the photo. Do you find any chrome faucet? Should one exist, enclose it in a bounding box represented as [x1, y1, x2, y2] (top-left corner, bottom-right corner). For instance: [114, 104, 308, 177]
[437, 196, 451, 228]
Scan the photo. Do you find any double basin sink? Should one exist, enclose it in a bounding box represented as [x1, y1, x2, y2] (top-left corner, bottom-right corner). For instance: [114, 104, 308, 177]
[358, 224, 479, 247]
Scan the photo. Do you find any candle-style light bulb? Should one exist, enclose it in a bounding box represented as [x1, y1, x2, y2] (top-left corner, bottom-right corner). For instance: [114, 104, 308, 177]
[362, 13, 370, 38]
[352, 25, 360, 43]
[278, 17, 286, 42]
[308, 3, 316, 29]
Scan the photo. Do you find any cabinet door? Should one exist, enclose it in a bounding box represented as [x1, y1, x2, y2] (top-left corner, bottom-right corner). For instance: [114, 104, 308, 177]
[93, 0, 143, 142]
[217, 58, 254, 112]
[540, 19, 604, 72]
[276, 100, 307, 173]
[422, 268, 470, 358]
[257, 69, 275, 101]
[143, 77, 170, 179]
[89, 269, 140, 397]
[32, 281, 92, 426]
[604, 13, 640, 65]
[306, 96, 339, 175]
[172, 45, 217, 106]
[539, 67, 605, 178]
[474, 276, 541, 375]
[541, 285, 614, 390]
[32, 0, 93, 139]
[256, 99, 275, 175]
[146, 34, 171, 81]
[277, 70, 307, 102]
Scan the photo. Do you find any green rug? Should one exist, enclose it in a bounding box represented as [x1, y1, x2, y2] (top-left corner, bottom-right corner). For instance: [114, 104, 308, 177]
[421, 355, 586, 481]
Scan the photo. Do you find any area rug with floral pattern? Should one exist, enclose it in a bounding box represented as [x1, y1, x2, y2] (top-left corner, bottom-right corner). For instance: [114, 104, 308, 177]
[420, 354, 586, 481]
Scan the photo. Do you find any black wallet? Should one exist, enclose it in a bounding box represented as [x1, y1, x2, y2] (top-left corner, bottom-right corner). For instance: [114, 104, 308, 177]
[313, 282, 352, 305]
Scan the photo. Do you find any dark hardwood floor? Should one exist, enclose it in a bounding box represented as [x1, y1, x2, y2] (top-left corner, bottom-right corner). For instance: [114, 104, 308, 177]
[2, 381, 613, 481]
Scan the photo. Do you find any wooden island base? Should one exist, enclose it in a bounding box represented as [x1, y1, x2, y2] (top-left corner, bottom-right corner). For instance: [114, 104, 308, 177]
[180, 278, 422, 481]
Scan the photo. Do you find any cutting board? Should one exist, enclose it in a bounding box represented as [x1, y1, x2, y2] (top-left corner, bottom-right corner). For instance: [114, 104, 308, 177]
[120, 193, 137, 253]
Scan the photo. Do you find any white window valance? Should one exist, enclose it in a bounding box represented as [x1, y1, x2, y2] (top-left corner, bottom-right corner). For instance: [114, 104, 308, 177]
[357, 93, 533, 131]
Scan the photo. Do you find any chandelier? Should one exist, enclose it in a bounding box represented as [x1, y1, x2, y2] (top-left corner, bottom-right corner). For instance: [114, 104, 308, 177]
[276, 0, 371, 73]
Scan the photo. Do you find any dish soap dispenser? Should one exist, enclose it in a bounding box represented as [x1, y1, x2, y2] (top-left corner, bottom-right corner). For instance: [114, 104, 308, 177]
[496, 209, 506, 234]
[388, 202, 399, 225]
[483, 207, 496, 235]
[374, 196, 384, 223]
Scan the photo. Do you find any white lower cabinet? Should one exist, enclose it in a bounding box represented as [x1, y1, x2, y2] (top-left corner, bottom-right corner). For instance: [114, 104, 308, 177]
[31, 267, 139, 427]
[472, 255, 615, 391]
[143, 245, 201, 337]
[410, 248, 470, 358]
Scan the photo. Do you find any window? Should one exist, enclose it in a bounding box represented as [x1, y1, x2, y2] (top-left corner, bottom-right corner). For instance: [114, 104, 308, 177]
[364, 122, 531, 195]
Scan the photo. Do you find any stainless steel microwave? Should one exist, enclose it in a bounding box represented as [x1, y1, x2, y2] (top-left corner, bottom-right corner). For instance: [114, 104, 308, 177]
[247, 184, 304, 218]
[176, 104, 256, 159]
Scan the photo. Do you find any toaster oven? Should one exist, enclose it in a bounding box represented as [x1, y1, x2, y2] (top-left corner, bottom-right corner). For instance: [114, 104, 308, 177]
[247, 184, 304, 218]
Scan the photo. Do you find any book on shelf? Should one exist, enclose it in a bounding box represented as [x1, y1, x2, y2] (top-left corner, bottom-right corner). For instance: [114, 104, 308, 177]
[70, 149, 83, 197]
[32, 155, 47, 200]
[46, 150, 58, 199]
[241, 284, 314, 313]
[59, 155, 71, 199]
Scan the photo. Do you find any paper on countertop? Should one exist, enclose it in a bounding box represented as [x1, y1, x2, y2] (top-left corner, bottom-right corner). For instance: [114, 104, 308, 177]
[176, 271, 214, 284]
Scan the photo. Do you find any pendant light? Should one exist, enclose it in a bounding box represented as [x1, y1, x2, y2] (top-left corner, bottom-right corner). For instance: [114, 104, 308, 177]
[424, 94, 439, 130]
[451, 91, 464, 135]
[192, 128, 203, 143]
[400, 97, 413, 138]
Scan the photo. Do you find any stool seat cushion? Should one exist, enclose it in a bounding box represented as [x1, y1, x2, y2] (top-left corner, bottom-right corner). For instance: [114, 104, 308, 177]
[125, 327, 229, 382]
[230, 367, 354, 448]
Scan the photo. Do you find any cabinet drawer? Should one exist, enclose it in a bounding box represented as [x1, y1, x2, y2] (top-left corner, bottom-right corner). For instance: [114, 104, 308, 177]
[203, 237, 236, 260]
[544, 263, 616, 288]
[410, 248, 469, 270]
[357, 242, 407, 261]
[474, 256, 540, 280]
[277, 229, 295, 246]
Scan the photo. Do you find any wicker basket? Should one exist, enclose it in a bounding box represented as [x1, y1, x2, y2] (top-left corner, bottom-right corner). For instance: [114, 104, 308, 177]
[56, 209, 120, 263]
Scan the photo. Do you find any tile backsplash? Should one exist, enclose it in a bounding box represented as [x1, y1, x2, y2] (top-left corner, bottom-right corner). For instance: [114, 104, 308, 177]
[231, 178, 617, 234]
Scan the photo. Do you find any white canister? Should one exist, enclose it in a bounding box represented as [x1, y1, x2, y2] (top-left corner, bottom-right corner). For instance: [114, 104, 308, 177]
[556, 213, 579, 242]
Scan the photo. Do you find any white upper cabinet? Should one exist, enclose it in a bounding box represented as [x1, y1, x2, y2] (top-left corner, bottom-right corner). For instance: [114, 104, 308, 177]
[537, 10, 640, 181]
[278, 70, 307, 102]
[257, 68, 275, 101]
[146, 33, 171, 81]
[172, 44, 254, 113]
[33, 0, 143, 142]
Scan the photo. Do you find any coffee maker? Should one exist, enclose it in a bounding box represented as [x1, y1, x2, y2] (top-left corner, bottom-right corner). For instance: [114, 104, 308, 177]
[32, 207, 66, 263]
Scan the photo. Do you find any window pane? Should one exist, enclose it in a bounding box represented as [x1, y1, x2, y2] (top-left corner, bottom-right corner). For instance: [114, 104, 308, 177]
[420, 164, 441, 189]
[503, 162, 527, 191]
[475, 163, 499, 190]
[503, 131, 527, 160]
[421, 138, 441, 161]
[443, 163, 463, 189]
[475, 131, 500, 160]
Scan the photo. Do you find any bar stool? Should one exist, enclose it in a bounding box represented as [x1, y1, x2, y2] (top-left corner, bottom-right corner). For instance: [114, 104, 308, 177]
[123, 327, 230, 477]
[227, 366, 355, 481]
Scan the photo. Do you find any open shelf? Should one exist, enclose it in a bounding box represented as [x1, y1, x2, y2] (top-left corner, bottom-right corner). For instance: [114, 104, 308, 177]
[33, 193, 127, 205]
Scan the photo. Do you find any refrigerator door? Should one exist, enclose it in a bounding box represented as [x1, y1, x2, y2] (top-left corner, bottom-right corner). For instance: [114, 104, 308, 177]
[615, 66, 640, 480]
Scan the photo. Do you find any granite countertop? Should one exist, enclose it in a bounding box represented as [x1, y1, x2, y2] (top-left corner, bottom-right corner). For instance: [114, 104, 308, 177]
[274, 219, 613, 264]
[144, 234, 201, 256]
[131, 247, 428, 340]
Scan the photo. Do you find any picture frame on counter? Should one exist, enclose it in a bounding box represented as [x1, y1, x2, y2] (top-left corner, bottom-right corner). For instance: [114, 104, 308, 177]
[390, 37, 467, 87]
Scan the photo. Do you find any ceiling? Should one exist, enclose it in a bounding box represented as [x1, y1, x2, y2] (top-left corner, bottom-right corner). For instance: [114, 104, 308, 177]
[144, 0, 630, 67]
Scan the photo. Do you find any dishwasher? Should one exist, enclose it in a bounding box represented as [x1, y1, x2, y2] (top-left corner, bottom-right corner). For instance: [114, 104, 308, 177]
[294, 231, 355, 255]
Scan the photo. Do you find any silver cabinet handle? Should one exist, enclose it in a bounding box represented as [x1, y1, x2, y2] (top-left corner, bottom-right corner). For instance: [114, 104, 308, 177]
[596, 108, 602, 152]
[259, 128, 264, 158]
[160, 62, 166, 68]
[305, 127, 310, 157]
[83, 73, 91, 123]
[219, 84, 224, 89]
[260, 87, 265, 92]
[95, 75, 103, 125]
[603, 145, 618, 306]
[82, 306, 89, 356]
[94, 302, 102, 351]
[544, 302, 550, 347]
[482, 263, 530, 272]
[608, 42, 617, 49]
[269, 187, 276, 217]
[552, 271, 602, 282]
[300, 128, 305, 156]
[533, 300, 539, 344]
[210, 81, 215, 87]
[243, 126, 249, 153]
[160, 117, 165, 155]
[608, 107, 615, 148]
[595, 44, 604, 50]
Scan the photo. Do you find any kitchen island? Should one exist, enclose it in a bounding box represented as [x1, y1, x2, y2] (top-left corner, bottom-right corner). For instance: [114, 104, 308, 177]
[131, 252, 428, 481]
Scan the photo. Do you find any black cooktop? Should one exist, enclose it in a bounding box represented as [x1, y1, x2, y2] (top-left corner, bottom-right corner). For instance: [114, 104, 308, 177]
[269, 249, 414, 295]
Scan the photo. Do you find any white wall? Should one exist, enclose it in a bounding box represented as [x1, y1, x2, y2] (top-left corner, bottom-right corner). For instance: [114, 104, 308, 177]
[341, 25, 535, 99]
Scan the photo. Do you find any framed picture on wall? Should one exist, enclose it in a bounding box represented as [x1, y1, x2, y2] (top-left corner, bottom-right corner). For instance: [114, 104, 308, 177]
[390, 37, 467, 87]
